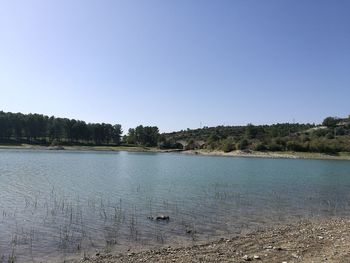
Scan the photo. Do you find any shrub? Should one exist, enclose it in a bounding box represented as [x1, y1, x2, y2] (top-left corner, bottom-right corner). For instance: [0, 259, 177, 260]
[236, 139, 248, 150]
[267, 142, 283, 151]
[286, 141, 308, 152]
[253, 142, 267, 151]
[222, 141, 235, 152]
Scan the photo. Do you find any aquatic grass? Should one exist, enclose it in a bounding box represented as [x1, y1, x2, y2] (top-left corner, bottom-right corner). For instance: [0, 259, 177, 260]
[7, 249, 15, 263]
[154, 225, 165, 244]
[5, 168, 350, 262]
[129, 206, 139, 241]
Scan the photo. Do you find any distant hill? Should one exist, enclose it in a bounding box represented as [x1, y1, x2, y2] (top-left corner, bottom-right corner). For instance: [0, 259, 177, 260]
[162, 116, 350, 154]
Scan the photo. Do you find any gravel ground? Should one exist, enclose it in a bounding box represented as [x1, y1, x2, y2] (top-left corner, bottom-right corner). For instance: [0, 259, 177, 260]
[71, 218, 350, 263]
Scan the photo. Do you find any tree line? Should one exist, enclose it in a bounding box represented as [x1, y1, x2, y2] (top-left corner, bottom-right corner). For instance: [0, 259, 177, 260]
[0, 111, 122, 145]
[123, 125, 160, 147]
[1, 110, 349, 154]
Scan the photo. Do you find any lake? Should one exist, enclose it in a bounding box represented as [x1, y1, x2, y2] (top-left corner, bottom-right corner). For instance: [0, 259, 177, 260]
[1, 149, 350, 262]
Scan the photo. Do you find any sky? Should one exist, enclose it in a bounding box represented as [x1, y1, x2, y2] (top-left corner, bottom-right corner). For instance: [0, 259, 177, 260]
[0, 0, 349, 132]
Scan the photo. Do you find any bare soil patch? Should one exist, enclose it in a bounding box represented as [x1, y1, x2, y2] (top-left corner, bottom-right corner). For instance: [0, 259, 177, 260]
[73, 218, 350, 263]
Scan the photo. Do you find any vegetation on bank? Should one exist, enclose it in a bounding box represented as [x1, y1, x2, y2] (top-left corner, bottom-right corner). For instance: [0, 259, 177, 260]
[0, 111, 162, 148]
[0, 111, 123, 145]
[163, 116, 350, 154]
[1, 110, 350, 155]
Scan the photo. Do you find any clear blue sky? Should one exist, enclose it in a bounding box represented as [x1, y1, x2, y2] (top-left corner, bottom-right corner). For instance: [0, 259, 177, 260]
[0, 1, 349, 132]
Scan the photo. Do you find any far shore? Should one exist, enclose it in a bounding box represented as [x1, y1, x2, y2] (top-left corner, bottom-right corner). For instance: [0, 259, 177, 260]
[183, 149, 350, 161]
[0, 144, 350, 161]
[0, 144, 171, 153]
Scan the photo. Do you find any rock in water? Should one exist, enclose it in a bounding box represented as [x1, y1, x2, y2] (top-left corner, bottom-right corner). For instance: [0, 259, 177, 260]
[156, 215, 170, 221]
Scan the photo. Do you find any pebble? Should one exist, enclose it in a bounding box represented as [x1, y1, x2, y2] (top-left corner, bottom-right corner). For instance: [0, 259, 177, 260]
[253, 255, 260, 259]
[242, 255, 252, 261]
[291, 253, 299, 258]
[273, 246, 282, 251]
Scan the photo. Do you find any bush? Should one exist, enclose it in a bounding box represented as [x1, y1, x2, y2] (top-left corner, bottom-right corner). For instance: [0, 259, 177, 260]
[335, 127, 345, 136]
[267, 142, 283, 151]
[221, 141, 235, 152]
[313, 128, 329, 137]
[326, 132, 334, 139]
[236, 139, 248, 150]
[309, 139, 339, 154]
[253, 142, 267, 151]
[206, 141, 219, 150]
[286, 141, 308, 152]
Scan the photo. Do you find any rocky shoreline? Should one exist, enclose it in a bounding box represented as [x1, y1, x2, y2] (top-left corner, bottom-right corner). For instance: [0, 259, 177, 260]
[70, 218, 350, 263]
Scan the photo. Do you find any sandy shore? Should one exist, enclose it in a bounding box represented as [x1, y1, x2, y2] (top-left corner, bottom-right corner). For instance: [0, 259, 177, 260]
[1, 144, 349, 160]
[183, 149, 350, 161]
[69, 218, 350, 263]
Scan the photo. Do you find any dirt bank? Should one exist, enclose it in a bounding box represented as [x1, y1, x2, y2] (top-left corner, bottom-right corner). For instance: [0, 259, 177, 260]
[183, 149, 350, 161]
[71, 218, 350, 263]
[1, 145, 349, 160]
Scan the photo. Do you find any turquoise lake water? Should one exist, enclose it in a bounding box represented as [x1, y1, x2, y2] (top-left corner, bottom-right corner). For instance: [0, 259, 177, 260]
[0, 149, 350, 262]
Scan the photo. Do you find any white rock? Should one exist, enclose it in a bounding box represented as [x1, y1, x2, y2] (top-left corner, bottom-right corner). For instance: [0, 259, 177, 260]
[242, 255, 252, 261]
[292, 253, 299, 258]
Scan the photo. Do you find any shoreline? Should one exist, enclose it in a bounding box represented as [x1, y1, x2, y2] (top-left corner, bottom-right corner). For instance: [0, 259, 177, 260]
[183, 149, 350, 161]
[0, 144, 170, 153]
[70, 217, 350, 263]
[1, 144, 350, 160]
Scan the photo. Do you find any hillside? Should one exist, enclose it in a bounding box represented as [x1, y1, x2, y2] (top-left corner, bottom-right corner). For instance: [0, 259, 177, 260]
[162, 116, 350, 154]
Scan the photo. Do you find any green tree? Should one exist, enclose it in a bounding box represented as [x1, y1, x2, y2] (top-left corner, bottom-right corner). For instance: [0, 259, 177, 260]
[322, 117, 338, 127]
[112, 124, 122, 145]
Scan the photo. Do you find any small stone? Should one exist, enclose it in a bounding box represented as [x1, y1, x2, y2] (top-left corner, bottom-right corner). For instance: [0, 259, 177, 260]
[242, 255, 252, 261]
[291, 253, 299, 258]
[273, 246, 282, 251]
[253, 255, 260, 259]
